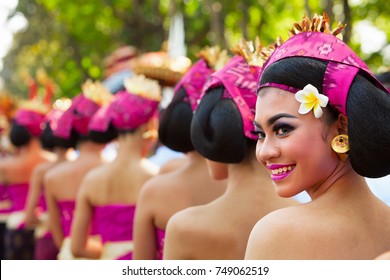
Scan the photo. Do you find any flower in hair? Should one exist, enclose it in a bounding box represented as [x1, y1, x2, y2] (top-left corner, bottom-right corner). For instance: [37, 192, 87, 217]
[295, 84, 328, 118]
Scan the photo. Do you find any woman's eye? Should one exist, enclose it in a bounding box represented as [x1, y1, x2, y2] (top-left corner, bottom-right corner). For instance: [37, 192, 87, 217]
[251, 130, 265, 140]
[274, 124, 294, 136]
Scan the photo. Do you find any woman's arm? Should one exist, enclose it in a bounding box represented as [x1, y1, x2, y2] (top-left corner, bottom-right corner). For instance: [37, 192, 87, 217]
[70, 175, 102, 259]
[44, 173, 64, 249]
[24, 163, 48, 227]
[133, 183, 158, 259]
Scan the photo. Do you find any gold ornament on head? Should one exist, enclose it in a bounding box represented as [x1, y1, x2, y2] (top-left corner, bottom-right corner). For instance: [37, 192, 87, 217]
[288, 13, 346, 40]
[124, 74, 161, 102]
[52, 98, 72, 112]
[196, 46, 231, 71]
[18, 97, 50, 115]
[82, 79, 113, 106]
[231, 37, 283, 67]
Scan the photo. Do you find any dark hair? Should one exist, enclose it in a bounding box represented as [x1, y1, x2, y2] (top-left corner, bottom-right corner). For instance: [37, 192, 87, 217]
[39, 122, 56, 150]
[53, 128, 78, 149]
[158, 87, 195, 153]
[9, 121, 31, 147]
[89, 123, 118, 144]
[376, 71, 390, 90]
[191, 86, 256, 163]
[260, 56, 390, 178]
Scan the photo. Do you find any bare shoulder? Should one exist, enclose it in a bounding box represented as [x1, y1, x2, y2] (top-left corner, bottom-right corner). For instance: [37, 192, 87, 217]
[245, 205, 317, 259]
[164, 205, 211, 259]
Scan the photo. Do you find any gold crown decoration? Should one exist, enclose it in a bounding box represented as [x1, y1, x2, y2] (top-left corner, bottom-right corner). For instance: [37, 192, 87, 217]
[124, 74, 162, 101]
[52, 98, 72, 112]
[233, 37, 284, 66]
[289, 13, 345, 40]
[82, 79, 113, 106]
[196, 46, 231, 71]
[0, 92, 18, 120]
[133, 52, 192, 87]
[18, 97, 50, 115]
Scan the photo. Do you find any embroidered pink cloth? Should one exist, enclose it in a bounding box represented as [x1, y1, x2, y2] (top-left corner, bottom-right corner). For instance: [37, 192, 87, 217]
[201, 55, 261, 140]
[258, 32, 388, 115]
[14, 109, 46, 137]
[89, 91, 159, 132]
[0, 183, 12, 214]
[93, 204, 135, 243]
[53, 94, 101, 139]
[93, 204, 136, 260]
[174, 58, 214, 111]
[7, 183, 29, 212]
[57, 200, 99, 238]
[155, 227, 165, 260]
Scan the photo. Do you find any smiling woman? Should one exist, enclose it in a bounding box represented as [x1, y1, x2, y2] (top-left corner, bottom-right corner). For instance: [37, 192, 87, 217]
[245, 13, 390, 260]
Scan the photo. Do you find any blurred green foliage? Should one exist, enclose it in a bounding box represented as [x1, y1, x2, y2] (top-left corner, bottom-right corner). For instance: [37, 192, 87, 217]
[1, 0, 389, 99]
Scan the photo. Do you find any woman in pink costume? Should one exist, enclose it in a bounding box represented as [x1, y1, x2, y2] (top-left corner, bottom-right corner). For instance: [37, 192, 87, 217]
[24, 99, 73, 259]
[132, 48, 228, 260]
[163, 40, 298, 260]
[44, 81, 110, 259]
[245, 14, 390, 259]
[70, 75, 160, 260]
[0, 99, 55, 259]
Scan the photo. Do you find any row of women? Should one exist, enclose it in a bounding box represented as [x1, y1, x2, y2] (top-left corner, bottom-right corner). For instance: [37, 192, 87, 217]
[1, 13, 390, 260]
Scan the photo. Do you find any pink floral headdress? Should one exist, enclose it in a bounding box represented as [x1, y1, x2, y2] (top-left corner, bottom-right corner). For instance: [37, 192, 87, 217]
[88, 75, 161, 132]
[173, 46, 230, 111]
[201, 38, 268, 140]
[53, 81, 112, 139]
[258, 13, 388, 115]
[14, 98, 50, 137]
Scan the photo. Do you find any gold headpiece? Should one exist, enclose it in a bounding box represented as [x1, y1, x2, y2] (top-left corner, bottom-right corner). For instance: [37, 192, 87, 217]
[197, 46, 231, 71]
[18, 97, 50, 115]
[124, 74, 161, 101]
[133, 52, 192, 87]
[82, 80, 113, 106]
[238, 36, 284, 65]
[52, 98, 72, 112]
[289, 13, 345, 39]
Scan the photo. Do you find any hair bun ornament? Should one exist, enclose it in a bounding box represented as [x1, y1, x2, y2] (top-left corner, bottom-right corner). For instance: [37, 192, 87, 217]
[197, 46, 231, 71]
[82, 79, 113, 106]
[123, 74, 162, 101]
[133, 51, 192, 87]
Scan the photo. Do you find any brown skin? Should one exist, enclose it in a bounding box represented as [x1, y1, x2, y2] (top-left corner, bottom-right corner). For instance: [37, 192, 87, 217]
[70, 127, 159, 259]
[133, 151, 227, 260]
[44, 141, 106, 249]
[163, 151, 298, 260]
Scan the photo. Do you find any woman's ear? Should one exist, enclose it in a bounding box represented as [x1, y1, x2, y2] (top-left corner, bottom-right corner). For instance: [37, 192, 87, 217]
[337, 114, 349, 135]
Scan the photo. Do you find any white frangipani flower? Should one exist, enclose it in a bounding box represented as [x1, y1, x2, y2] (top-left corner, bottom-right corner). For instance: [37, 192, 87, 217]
[295, 84, 329, 118]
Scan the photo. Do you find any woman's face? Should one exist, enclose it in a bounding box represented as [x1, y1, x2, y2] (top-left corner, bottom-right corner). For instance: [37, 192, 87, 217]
[205, 159, 228, 180]
[254, 87, 340, 197]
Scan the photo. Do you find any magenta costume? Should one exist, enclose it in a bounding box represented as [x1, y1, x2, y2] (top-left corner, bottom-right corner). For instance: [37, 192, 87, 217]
[3, 183, 35, 259]
[94, 205, 136, 260]
[0, 183, 12, 259]
[155, 227, 165, 260]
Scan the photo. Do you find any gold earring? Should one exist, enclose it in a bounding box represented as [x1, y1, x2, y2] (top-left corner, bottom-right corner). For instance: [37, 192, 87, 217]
[331, 134, 349, 161]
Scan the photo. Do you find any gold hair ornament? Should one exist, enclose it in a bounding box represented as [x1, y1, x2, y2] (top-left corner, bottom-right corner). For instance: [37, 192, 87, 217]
[124, 74, 161, 101]
[288, 13, 346, 40]
[197, 46, 231, 71]
[82, 80, 113, 106]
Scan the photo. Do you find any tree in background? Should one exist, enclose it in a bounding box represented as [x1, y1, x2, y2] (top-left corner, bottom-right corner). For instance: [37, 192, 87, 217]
[1, 0, 389, 99]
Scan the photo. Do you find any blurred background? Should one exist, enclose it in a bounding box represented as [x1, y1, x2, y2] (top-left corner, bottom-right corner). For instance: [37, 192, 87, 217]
[0, 0, 389, 99]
